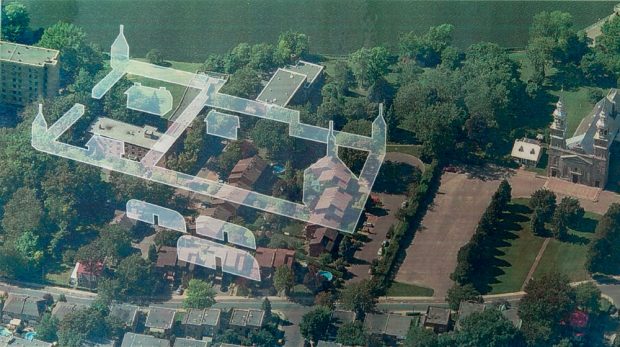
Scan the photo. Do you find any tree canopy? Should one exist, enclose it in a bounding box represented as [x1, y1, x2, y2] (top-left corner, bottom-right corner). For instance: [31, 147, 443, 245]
[183, 279, 217, 309]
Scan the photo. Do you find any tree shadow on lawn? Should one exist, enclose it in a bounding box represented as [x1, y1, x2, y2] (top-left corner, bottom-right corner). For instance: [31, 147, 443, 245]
[574, 216, 598, 234]
[473, 204, 532, 293]
[563, 232, 590, 245]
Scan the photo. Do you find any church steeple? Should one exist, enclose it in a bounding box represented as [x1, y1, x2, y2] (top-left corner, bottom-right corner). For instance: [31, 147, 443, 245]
[550, 98, 566, 149]
[594, 107, 609, 158]
[326, 121, 337, 157]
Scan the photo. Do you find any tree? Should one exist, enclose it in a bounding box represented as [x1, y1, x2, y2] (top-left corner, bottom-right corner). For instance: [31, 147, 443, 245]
[527, 11, 587, 77]
[273, 267, 294, 296]
[455, 308, 525, 347]
[518, 272, 576, 345]
[530, 189, 557, 221]
[154, 229, 183, 247]
[496, 180, 512, 210]
[249, 43, 276, 72]
[404, 325, 439, 347]
[587, 203, 620, 274]
[555, 197, 584, 228]
[262, 297, 272, 320]
[336, 321, 367, 346]
[98, 225, 133, 263]
[276, 31, 309, 64]
[574, 282, 601, 313]
[339, 120, 372, 173]
[399, 24, 454, 67]
[299, 306, 332, 343]
[550, 211, 568, 240]
[250, 119, 295, 160]
[530, 209, 546, 236]
[146, 49, 165, 65]
[314, 291, 335, 309]
[340, 279, 377, 319]
[350, 46, 390, 88]
[37, 313, 59, 342]
[1, 1, 30, 43]
[58, 307, 108, 347]
[332, 61, 355, 94]
[38, 22, 103, 84]
[1, 187, 44, 237]
[115, 254, 160, 300]
[183, 279, 217, 309]
[446, 283, 482, 310]
[219, 66, 262, 98]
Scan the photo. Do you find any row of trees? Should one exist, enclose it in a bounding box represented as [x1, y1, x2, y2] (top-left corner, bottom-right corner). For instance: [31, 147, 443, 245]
[450, 180, 512, 290]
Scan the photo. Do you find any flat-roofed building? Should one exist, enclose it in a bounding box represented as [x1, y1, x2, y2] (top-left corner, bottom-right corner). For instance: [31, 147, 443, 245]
[51, 302, 86, 321]
[120, 332, 169, 347]
[455, 301, 485, 330]
[256, 60, 324, 107]
[422, 306, 451, 333]
[145, 306, 176, 335]
[0, 41, 60, 106]
[109, 303, 140, 331]
[172, 338, 208, 347]
[181, 308, 222, 338]
[364, 313, 414, 340]
[229, 308, 265, 331]
[1, 294, 46, 326]
[88, 117, 163, 161]
[0, 336, 53, 347]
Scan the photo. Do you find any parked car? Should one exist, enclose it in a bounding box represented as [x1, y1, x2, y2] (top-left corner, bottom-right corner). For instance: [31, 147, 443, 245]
[174, 285, 184, 295]
[444, 166, 458, 173]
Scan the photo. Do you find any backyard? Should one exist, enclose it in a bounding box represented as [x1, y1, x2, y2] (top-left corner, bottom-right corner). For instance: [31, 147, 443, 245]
[489, 198, 600, 294]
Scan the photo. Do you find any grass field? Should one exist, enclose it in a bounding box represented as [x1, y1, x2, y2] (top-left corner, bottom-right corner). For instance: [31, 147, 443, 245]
[127, 59, 203, 119]
[489, 199, 600, 294]
[533, 212, 600, 282]
[386, 281, 434, 297]
[490, 199, 545, 294]
[386, 144, 423, 158]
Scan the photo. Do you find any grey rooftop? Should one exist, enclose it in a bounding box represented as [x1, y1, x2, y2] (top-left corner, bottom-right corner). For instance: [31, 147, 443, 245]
[0, 41, 59, 67]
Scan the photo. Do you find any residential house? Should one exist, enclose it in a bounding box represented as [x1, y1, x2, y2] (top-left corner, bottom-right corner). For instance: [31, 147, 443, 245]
[256, 60, 324, 107]
[228, 308, 265, 332]
[455, 301, 486, 330]
[145, 306, 176, 336]
[51, 302, 86, 321]
[181, 308, 222, 338]
[364, 313, 414, 340]
[511, 138, 543, 167]
[1, 294, 46, 326]
[423, 306, 451, 333]
[316, 342, 343, 347]
[254, 247, 295, 280]
[120, 333, 170, 347]
[109, 303, 140, 331]
[70, 261, 103, 289]
[306, 225, 342, 257]
[156, 246, 180, 282]
[228, 156, 268, 190]
[172, 338, 208, 347]
[0, 336, 52, 347]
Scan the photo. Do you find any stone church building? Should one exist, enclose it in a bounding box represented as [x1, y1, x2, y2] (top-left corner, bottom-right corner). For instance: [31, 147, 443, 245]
[547, 89, 619, 188]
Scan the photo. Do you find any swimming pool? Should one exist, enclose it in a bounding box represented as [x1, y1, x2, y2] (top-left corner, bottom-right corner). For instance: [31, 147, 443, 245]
[318, 270, 333, 281]
[24, 332, 36, 341]
[272, 164, 286, 174]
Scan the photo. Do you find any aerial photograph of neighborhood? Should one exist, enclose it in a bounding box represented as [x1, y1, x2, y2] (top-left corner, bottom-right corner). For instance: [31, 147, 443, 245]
[1, 0, 620, 346]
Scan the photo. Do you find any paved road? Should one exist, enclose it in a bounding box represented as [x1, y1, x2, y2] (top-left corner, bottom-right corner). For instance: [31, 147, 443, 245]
[385, 152, 425, 173]
[395, 171, 501, 298]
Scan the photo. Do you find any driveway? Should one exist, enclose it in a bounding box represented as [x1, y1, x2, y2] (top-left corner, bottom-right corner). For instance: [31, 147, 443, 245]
[348, 193, 406, 282]
[395, 171, 501, 298]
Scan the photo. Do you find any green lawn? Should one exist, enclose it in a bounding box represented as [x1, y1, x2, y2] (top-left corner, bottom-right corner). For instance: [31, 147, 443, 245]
[490, 199, 600, 294]
[490, 199, 544, 294]
[533, 212, 600, 282]
[509, 51, 534, 83]
[386, 144, 423, 158]
[127, 59, 204, 120]
[386, 282, 434, 297]
[45, 266, 73, 286]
